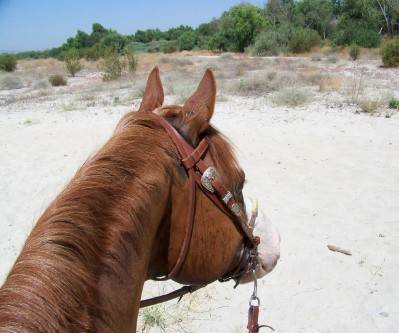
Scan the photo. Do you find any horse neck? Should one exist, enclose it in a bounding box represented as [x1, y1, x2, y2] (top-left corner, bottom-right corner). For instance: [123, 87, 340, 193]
[0, 122, 174, 332]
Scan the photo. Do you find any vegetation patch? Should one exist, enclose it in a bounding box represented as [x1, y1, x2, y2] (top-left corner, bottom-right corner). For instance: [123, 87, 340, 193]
[226, 72, 293, 96]
[48, 74, 67, 86]
[0, 74, 24, 90]
[389, 97, 399, 109]
[272, 87, 314, 107]
[65, 49, 83, 77]
[0, 54, 17, 72]
[381, 37, 399, 67]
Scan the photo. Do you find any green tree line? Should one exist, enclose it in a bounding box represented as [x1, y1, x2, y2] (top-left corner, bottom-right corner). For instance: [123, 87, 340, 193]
[13, 0, 399, 59]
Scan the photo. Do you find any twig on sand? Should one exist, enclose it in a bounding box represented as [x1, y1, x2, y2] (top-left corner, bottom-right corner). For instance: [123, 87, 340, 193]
[327, 245, 352, 256]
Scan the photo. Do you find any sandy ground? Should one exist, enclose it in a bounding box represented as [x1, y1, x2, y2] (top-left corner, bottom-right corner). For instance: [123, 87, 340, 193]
[1, 56, 399, 332]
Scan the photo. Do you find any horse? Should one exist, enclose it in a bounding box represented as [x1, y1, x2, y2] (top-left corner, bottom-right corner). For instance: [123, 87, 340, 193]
[0, 67, 280, 332]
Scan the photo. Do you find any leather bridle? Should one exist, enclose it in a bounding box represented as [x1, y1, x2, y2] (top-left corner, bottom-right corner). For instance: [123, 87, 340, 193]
[140, 112, 261, 308]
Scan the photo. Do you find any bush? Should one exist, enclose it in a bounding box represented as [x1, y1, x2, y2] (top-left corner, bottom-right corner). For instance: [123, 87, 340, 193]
[349, 44, 360, 60]
[48, 74, 67, 86]
[178, 31, 197, 51]
[98, 53, 124, 81]
[252, 30, 288, 56]
[389, 97, 399, 109]
[381, 37, 399, 67]
[64, 49, 83, 77]
[288, 29, 321, 53]
[0, 74, 23, 89]
[162, 43, 178, 54]
[333, 20, 381, 48]
[123, 48, 138, 72]
[0, 54, 17, 72]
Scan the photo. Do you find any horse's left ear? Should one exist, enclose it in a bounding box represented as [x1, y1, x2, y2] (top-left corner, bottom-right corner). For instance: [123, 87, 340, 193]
[139, 67, 164, 112]
[180, 69, 216, 145]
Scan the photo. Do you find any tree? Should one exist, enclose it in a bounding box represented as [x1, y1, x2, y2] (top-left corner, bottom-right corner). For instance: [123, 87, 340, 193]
[298, 0, 334, 39]
[74, 30, 91, 49]
[165, 25, 194, 40]
[219, 4, 267, 52]
[264, 0, 299, 26]
[333, 0, 382, 47]
[100, 32, 128, 54]
[376, 0, 399, 35]
[178, 31, 197, 50]
[90, 23, 110, 45]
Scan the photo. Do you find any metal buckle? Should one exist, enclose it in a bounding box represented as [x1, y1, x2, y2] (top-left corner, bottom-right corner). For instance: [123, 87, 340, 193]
[222, 191, 232, 204]
[201, 167, 221, 193]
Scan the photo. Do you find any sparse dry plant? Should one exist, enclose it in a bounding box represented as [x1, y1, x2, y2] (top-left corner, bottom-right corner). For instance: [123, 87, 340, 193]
[357, 97, 380, 114]
[98, 53, 124, 81]
[0, 74, 24, 90]
[225, 72, 293, 96]
[319, 76, 343, 93]
[272, 87, 314, 107]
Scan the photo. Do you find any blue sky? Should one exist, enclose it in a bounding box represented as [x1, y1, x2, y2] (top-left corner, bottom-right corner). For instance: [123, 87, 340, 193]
[0, 0, 263, 52]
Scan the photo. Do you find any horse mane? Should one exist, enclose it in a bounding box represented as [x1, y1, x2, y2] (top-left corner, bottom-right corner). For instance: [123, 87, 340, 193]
[0, 111, 243, 332]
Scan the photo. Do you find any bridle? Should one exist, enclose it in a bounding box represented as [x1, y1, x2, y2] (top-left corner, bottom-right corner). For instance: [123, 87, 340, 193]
[140, 112, 261, 307]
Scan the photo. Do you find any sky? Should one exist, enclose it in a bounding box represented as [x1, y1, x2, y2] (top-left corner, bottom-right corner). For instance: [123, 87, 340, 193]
[0, 0, 263, 52]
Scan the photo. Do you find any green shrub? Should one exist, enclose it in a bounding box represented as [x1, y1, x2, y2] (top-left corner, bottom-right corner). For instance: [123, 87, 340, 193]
[178, 31, 197, 51]
[162, 43, 178, 54]
[389, 97, 399, 109]
[326, 55, 339, 63]
[48, 74, 67, 86]
[288, 29, 321, 54]
[64, 49, 83, 77]
[252, 30, 288, 56]
[349, 44, 360, 60]
[0, 54, 17, 72]
[84, 44, 105, 61]
[333, 20, 381, 48]
[381, 37, 399, 68]
[98, 53, 124, 81]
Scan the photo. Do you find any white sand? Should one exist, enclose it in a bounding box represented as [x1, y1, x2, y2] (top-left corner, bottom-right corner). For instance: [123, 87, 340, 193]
[1, 62, 399, 332]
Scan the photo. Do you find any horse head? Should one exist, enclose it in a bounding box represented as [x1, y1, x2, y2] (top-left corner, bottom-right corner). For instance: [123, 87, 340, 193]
[138, 67, 280, 286]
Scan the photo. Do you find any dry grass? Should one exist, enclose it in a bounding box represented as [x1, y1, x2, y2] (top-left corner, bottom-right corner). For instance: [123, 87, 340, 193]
[1, 51, 398, 118]
[137, 283, 219, 333]
[271, 87, 315, 107]
[318, 76, 343, 93]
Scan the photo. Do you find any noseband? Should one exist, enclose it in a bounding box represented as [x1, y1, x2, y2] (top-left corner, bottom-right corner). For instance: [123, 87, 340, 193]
[154, 113, 260, 282]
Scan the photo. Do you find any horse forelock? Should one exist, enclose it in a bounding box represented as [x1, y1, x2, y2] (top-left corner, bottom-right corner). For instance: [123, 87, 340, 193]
[202, 126, 245, 197]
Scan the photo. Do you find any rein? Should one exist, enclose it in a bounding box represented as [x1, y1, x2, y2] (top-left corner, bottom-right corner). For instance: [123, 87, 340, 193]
[139, 113, 269, 331]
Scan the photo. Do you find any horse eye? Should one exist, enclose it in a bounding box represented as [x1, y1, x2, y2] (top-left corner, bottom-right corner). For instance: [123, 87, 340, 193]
[237, 179, 246, 196]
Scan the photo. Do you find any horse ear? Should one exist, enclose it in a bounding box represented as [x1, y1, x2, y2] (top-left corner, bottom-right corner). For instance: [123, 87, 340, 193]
[179, 69, 216, 145]
[139, 67, 164, 112]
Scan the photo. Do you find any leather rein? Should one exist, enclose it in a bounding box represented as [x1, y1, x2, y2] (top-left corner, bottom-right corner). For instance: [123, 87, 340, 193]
[139, 113, 261, 308]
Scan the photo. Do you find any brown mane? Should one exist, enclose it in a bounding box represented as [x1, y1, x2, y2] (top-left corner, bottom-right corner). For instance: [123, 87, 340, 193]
[0, 110, 244, 332]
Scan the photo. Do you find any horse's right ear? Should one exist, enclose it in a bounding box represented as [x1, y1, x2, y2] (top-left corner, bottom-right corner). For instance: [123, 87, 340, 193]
[138, 67, 164, 112]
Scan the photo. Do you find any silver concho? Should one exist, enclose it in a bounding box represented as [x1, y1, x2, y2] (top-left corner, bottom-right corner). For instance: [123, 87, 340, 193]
[231, 203, 242, 217]
[201, 167, 220, 193]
